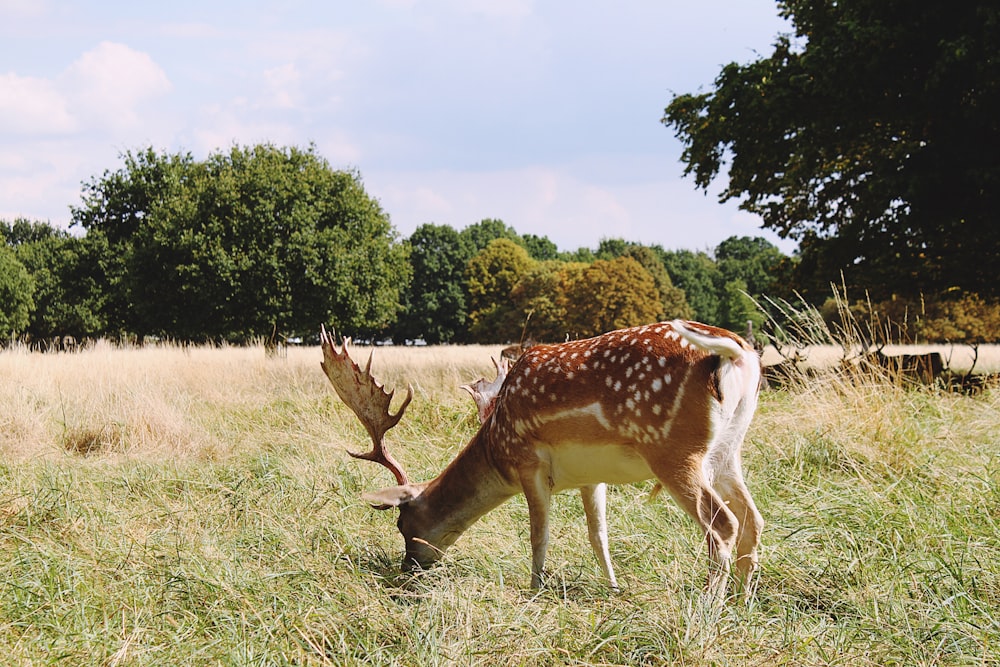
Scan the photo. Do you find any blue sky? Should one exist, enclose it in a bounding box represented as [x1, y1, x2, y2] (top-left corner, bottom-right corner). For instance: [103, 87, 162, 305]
[0, 0, 795, 254]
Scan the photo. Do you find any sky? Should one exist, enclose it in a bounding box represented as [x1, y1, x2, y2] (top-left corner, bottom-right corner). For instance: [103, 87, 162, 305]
[0, 0, 796, 255]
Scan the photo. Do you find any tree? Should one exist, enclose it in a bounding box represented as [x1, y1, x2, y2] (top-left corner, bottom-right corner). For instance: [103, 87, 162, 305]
[465, 238, 534, 342]
[520, 233, 560, 261]
[622, 245, 692, 320]
[663, 0, 1000, 299]
[72, 144, 409, 341]
[596, 239, 693, 320]
[563, 257, 662, 338]
[714, 236, 788, 301]
[395, 223, 474, 344]
[508, 260, 584, 342]
[0, 244, 34, 339]
[718, 278, 764, 334]
[459, 218, 521, 253]
[658, 249, 723, 324]
[3, 219, 106, 339]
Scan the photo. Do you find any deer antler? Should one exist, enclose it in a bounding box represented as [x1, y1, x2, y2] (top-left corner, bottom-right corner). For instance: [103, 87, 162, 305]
[460, 356, 510, 423]
[320, 325, 412, 487]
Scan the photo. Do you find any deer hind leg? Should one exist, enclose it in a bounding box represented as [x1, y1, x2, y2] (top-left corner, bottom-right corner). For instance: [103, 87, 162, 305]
[519, 465, 553, 589]
[713, 468, 764, 598]
[654, 464, 740, 595]
[580, 483, 619, 591]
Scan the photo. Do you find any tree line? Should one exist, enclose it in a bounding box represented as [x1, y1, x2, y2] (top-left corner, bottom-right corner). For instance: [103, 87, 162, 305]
[3, 142, 999, 347]
[0, 144, 794, 346]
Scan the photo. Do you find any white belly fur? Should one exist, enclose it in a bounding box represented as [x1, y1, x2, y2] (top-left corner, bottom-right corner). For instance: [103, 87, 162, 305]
[540, 443, 654, 492]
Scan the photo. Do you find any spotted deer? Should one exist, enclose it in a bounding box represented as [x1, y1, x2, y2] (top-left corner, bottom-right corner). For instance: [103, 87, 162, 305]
[320, 320, 764, 598]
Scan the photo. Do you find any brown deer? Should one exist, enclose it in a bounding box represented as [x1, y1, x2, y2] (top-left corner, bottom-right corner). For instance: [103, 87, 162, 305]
[846, 339, 946, 385]
[872, 348, 944, 384]
[320, 320, 764, 598]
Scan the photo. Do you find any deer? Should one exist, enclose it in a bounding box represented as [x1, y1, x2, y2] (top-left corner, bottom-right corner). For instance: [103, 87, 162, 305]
[844, 335, 946, 385]
[320, 320, 764, 599]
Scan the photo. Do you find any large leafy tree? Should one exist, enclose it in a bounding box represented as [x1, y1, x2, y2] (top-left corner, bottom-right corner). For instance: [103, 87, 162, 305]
[2, 219, 106, 339]
[563, 257, 662, 338]
[0, 243, 34, 339]
[72, 144, 409, 341]
[657, 249, 724, 324]
[663, 0, 1000, 299]
[395, 223, 474, 344]
[596, 239, 693, 320]
[714, 236, 788, 300]
[465, 238, 534, 342]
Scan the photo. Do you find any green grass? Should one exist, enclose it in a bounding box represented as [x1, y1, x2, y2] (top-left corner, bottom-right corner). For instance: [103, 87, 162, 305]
[1, 343, 999, 665]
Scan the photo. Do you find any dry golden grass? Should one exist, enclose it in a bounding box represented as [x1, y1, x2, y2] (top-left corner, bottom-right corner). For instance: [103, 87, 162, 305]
[0, 341, 506, 463]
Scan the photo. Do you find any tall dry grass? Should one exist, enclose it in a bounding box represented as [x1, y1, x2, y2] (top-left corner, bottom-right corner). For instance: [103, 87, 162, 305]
[0, 341, 506, 463]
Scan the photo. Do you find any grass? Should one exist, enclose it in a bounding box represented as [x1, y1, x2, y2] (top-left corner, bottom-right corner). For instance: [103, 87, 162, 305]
[1, 340, 999, 665]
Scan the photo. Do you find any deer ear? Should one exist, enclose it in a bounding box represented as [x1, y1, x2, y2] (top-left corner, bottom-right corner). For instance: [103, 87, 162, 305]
[362, 483, 426, 509]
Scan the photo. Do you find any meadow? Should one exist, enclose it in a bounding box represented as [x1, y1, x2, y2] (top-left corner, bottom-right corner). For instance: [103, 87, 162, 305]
[1, 340, 999, 665]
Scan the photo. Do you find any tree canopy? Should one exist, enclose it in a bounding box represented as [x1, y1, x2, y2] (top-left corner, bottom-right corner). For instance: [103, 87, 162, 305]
[71, 144, 409, 342]
[396, 223, 474, 344]
[0, 243, 34, 338]
[663, 0, 1000, 299]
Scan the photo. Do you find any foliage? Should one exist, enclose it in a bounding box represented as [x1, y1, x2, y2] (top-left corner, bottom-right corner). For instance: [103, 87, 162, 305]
[72, 144, 409, 342]
[458, 218, 522, 253]
[464, 238, 534, 342]
[622, 245, 692, 320]
[0, 243, 34, 338]
[663, 0, 1000, 299]
[563, 256, 663, 338]
[715, 236, 788, 301]
[394, 223, 474, 344]
[597, 239, 693, 321]
[719, 278, 762, 334]
[658, 249, 724, 323]
[520, 233, 560, 261]
[3, 219, 106, 339]
[823, 292, 1000, 344]
[509, 261, 585, 343]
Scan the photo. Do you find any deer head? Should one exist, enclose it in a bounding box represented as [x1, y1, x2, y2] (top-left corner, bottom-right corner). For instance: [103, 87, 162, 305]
[321, 320, 764, 599]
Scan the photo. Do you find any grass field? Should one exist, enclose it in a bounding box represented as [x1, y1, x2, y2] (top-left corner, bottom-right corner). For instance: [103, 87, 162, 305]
[1, 341, 999, 665]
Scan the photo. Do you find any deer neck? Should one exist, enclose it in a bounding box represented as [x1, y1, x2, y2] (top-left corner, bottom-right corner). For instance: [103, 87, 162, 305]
[415, 429, 518, 549]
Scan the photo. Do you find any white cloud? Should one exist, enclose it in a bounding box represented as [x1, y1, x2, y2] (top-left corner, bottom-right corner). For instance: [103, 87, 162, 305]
[60, 41, 172, 130]
[0, 72, 76, 135]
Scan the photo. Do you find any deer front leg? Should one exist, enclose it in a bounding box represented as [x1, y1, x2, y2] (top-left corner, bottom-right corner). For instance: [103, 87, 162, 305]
[580, 483, 619, 591]
[520, 466, 553, 589]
